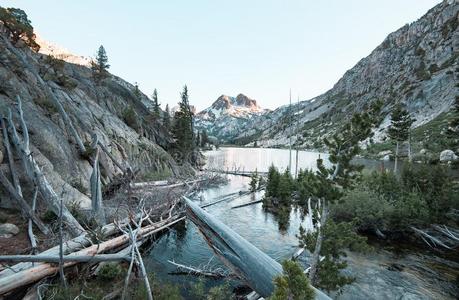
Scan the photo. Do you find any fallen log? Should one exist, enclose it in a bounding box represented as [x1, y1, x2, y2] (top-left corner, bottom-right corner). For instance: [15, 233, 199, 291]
[201, 190, 251, 208]
[183, 196, 330, 299]
[231, 199, 262, 209]
[0, 254, 130, 263]
[0, 212, 150, 277]
[0, 213, 185, 295]
[167, 259, 228, 278]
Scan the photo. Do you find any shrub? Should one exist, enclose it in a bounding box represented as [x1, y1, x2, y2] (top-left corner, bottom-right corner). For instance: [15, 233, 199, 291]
[97, 263, 122, 281]
[270, 260, 315, 300]
[123, 106, 141, 131]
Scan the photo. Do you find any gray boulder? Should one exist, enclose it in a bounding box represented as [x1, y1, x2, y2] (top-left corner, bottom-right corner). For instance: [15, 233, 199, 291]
[0, 223, 19, 238]
[439, 150, 458, 162]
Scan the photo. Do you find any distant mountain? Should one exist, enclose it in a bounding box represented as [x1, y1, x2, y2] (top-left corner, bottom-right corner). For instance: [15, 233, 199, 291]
[231, 0, 458, 155]
[195, 94, 269, 142]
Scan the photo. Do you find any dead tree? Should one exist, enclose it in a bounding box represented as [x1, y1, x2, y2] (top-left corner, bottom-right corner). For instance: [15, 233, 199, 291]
[91, 148, 106, 225]
[8, 97, 84, 236]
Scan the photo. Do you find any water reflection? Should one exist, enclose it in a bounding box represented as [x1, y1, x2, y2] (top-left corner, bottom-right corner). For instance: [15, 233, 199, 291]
[146, 147, 457, 300]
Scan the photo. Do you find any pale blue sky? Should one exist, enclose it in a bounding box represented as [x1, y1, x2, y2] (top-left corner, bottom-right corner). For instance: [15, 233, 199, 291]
[2, 0, 442, 110]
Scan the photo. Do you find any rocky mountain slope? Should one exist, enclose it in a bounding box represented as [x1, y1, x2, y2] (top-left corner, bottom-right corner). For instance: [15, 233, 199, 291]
[195, 93, 269, 142]
[0, 27, 189, 209]
[234, 0, 458, 154]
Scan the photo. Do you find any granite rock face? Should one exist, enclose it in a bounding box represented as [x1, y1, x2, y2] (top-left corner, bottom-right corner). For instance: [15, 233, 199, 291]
[0, 28, 189, 209]
[230, 1, 458, 148]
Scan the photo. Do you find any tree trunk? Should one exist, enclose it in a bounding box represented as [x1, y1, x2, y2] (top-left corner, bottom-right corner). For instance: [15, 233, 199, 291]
[408, 133, 412, 163]
[91, 148, 106, 225]
[0, 214, 185, 295]
[394, 141, 399, 173]
[7, 99, 85, 236]
[308, 201, 328, 285]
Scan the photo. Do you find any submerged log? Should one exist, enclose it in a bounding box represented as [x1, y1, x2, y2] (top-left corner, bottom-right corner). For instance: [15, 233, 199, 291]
[183, 197, 330, 299]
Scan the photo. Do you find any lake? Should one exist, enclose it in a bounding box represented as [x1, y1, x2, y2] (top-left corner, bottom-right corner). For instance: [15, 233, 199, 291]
[146, 147, 458, 299]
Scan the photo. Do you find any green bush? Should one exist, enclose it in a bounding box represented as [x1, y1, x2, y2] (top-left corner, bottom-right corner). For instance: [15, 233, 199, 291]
[97, 263, 122, 281]
[123, 106, 141, 131]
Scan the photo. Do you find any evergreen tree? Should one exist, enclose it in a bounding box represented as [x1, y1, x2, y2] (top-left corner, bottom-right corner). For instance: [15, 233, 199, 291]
[152, 89, 161, 119]
[172, 85, 195, 161]
[446, 95, 459, 152]
[201, 130, 209, 147]
[265, 164, 281, 198]
[91, 45, 110, 82]
[298, 100, 382, 290]
[387, 102, 414, 172]
[0, 7, 40, 51]
[270, 260, 315, 300]
[133, 82, 141, 98]
[249, 170, 258, 192]
[163, 104, 171, 130]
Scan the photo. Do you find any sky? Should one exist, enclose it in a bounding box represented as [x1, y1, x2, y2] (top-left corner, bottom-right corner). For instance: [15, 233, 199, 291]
[2, 0, 442, 111]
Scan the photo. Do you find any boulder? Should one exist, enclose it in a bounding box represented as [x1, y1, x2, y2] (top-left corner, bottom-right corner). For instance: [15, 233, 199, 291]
[419, 149, 428, 155]
[382, 154, 391, 161]
[0, 223, 19, 238]
[378, 150, 392, 157]
[439, 150, 458, 162]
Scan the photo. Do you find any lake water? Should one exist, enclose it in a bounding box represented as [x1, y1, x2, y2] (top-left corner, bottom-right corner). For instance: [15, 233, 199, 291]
[146, 147, 458, 299]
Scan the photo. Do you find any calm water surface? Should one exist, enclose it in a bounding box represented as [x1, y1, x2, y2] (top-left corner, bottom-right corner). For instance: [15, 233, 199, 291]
[147, 147, 458, 300]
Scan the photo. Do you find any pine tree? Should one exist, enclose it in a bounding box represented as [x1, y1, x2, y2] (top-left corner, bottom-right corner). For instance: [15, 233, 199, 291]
[133, 82, 141, 98]
[0, 7, 40, 51]
[91, 45, 110, 82]
[298, 100, 382, 289]
[172, 85, 195, 161]
[387, 102, 414, 172]
[446, 96, 459, 152]
[201, 130, 209, 147]
[163, 104, 171, 130]
[152, 89, 160, 119]
[249, 170, 258, 192]
[270, 260, 315, 300]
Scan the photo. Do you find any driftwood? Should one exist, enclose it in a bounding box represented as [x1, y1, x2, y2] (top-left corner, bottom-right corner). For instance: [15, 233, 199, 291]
[0, 118, 22, 197]
[0, 254, 130, 263]
[183, 196, 330, 299]
[0, 213, 185, 295]
[231, 199, 262, 209]
[28, 187, 39, 253]
[167, 259, 229, 278]
[7, 97, 85, 236]
[0, 212, 142, 278]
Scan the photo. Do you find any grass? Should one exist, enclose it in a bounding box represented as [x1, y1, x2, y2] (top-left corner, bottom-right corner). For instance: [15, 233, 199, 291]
[142, 168, 173, 181]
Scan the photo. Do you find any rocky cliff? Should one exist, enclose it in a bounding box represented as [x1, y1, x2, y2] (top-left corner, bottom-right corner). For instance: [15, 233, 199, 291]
[235, 0, 458, 153]
[0, 28, 189, 209]
[195, 93, 269, 142]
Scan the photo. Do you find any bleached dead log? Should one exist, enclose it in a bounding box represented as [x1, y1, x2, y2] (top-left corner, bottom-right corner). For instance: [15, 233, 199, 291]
[167, 259, 229, 278]
[183, 196, 330, 299]
[7, 98, 85, 236]
[1, 117, 22, 197]
[0, 212, 140, 278]
[0, 35, 87, 155]
[91, 148, 106, 225]
[0, 170, 50, 235]
[0, 254, 130, 263]
[28, 187, 39, 253]
[0, 213, 184, 295]
[231, 199, 262, 209]
[411, 226, 452, 249]
[118, 205, 153, 300]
